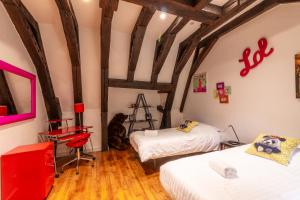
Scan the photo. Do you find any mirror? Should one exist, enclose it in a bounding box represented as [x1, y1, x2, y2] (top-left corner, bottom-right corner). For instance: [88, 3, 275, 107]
[0, 60, 36, 125]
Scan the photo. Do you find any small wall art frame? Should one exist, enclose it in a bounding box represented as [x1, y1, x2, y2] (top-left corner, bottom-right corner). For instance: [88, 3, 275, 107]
[0, 60, 36, 126]
[193, 72, 207, 93]
[295, 54, 300, 98]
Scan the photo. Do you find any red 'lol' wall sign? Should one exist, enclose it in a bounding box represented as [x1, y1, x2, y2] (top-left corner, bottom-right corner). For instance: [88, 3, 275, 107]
[239, 37, 274, 77]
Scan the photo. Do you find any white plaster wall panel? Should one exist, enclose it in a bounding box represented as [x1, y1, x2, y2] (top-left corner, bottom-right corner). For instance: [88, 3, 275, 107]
[184, 4, 300, 142]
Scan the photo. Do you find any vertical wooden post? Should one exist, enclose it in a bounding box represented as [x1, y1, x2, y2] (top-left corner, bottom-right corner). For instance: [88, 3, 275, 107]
[55, 0, 83, 126]
[100, 0, 119, 151]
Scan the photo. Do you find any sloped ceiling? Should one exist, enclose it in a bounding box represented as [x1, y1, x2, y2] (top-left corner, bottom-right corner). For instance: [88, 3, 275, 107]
[17, 0, 235, 114]
[20, 0, 209, 84]
[21, 0, 207, 40]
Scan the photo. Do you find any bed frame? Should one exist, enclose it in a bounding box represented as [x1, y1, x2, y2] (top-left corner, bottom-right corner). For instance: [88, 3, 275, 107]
[131, 148, 216, 174]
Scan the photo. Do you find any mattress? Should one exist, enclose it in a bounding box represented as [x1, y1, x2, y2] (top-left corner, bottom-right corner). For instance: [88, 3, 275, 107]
[129, 123, 221, 162]
[160, 145, 300, 200]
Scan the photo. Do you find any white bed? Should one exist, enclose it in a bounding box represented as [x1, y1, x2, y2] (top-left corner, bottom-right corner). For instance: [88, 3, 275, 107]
[160, 145, 300, 200]
[129, 123, 221, 162]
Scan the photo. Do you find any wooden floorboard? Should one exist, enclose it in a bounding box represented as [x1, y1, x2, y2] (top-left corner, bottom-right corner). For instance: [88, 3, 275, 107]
[47, 149, 170, 200]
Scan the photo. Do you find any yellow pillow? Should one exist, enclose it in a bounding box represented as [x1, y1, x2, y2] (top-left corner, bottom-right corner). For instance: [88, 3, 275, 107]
[246, 134, 300, 165]
[176, 120, 199, 133]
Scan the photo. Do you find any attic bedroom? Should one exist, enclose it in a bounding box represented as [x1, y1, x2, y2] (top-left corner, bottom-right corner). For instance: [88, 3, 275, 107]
[0, 0, 300, 199]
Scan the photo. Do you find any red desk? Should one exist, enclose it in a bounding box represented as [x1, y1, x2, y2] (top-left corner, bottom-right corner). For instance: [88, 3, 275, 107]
[39, 122, 93, 177]
[39, 125, 93, 139]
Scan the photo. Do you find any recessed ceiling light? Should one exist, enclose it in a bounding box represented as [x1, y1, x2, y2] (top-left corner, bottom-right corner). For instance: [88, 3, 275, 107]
[160, 12, 167, 20]
[83, 0, 90, 2]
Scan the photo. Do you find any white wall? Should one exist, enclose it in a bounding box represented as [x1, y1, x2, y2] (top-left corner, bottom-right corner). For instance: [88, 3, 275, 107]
[0, 4, 49, 198]
[40, 23, 102, 152]
[183, 4, 300, 142]
[0, 4, 48, 157]
[4, 2, 300, 159]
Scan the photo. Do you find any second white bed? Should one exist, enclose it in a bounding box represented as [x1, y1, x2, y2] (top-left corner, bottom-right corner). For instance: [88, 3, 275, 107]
[160, 145, 300, 200]
[129, 123, 221, 162]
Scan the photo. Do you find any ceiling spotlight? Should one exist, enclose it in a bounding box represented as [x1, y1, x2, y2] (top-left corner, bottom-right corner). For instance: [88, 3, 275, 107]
[160, 12, 167, 20]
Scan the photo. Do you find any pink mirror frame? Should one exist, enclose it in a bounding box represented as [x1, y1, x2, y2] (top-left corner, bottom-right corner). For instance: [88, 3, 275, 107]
[0, 60, 36, 126]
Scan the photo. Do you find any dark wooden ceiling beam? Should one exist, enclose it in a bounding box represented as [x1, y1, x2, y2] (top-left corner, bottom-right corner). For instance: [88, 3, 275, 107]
[160, 24, 207, 128]
[108, 78, 173, 91]
[198, 0, 279, 46]
[202, 3, 223, 17]
[0, 70, 18, 115]
[100, 0, 119, 151]
[174, 24, 208, 75]
[1, 0, 62, 121]
[181, 0, 258, 46]
[55, 0, 83, 126]
[151, 17, 189, 83]
[194, 0, 211, 10]
[177, 0, 290, 114]
[180, 38, 218, 112]
[122, 0, 219, 23]
[127, 7, 155, 81]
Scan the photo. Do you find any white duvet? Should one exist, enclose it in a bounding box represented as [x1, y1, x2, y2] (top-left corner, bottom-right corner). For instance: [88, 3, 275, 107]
[129, 123, 220, 162]
[160, 145, 300, 200]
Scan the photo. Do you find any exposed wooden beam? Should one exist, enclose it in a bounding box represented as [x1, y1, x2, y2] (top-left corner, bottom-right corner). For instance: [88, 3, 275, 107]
[202, 3, 223, 17]
[127, 7, 155, 81]
[174, 24, 208, 75]
[100, 0, 119, 151]
[55, 0, 83, 126]
[0, 70, 17, 115]
[182, 0, 258, 46]
[1, 0, 62, 121]
[108, 78, 173, 91]
[198, 0, 279, 46]
[122, 0, 219, 23]
[180, 38, 218, 112]
[151, 17, 189, 83]
[180, 0, 288, 112]
[194, 0, 222, 16]
[223, 0, 238, 9]
[160, 24, 207, 128]
[194, 0, 211, 10]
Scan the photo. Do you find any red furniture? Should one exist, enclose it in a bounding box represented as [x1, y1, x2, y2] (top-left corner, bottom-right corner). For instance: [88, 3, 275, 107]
[61, 132, 93, 175]
[74, 103, 84, 113]
[0, 105, 7, 116]
[1, 142, 54, 200]
[39, 120, 93, 177]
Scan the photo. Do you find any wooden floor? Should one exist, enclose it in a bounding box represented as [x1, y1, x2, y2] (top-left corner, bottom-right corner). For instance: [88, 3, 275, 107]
[47, 148, 170, 200]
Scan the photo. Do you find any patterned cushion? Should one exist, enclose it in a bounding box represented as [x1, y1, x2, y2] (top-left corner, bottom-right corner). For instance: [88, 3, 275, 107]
[176, 120, 199, 133]
[246, 134, 300, 165]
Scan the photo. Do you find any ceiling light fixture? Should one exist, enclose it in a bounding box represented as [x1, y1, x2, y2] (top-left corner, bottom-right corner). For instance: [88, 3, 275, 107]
[160, 12, 167, 20]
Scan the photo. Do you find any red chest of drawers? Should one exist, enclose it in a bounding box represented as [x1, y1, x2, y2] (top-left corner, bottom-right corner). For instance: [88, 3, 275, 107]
[1, 142, 54, 200]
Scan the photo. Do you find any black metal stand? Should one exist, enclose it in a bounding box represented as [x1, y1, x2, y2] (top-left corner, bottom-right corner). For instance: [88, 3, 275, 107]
[128, 94, 156, 134]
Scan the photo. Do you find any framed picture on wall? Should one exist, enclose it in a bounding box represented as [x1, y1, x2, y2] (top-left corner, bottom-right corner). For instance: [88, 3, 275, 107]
[193, 72, 207, 93]
[296, 54, 300, 98]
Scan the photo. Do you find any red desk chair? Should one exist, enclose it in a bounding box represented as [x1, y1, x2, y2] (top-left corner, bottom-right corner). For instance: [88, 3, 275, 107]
[61, 132, 94, 175]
